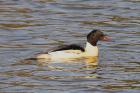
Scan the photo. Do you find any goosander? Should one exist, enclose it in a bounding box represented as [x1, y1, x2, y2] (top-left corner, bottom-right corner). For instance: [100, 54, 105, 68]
[36, 29, 110, 60]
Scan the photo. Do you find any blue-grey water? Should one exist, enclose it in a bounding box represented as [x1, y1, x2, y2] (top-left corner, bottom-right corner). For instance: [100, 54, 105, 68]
[0, 0, 140, 93]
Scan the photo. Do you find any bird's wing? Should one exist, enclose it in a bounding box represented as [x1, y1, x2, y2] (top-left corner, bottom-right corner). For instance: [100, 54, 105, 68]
[48, 44, 85, 53]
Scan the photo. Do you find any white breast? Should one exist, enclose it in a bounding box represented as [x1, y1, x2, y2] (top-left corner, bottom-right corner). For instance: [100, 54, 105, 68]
[84, 42, 98, 57]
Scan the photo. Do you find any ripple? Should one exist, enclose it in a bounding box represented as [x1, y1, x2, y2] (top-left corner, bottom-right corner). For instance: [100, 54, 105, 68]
[0, 0, 140, 93]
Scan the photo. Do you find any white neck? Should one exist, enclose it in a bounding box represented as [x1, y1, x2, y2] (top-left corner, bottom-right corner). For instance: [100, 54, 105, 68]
[84, 42, 98, 57]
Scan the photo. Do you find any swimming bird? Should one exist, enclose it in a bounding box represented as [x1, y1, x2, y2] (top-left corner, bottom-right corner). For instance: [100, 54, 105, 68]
[36, 29, 111, 60]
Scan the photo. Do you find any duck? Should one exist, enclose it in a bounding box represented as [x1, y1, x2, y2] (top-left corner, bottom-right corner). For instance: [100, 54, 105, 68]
[36, 29, 111, 60]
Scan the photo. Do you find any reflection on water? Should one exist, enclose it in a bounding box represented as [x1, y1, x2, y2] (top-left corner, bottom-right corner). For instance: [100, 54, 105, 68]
[12, 56, 98, 79]
[0, 0, 140, 93]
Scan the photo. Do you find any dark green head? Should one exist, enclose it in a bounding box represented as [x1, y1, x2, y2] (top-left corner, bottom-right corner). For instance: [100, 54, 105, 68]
[87, 29, 110, 46]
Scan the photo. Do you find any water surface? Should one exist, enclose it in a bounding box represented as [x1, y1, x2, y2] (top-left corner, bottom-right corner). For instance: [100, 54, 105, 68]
[0, 0, 140, 93]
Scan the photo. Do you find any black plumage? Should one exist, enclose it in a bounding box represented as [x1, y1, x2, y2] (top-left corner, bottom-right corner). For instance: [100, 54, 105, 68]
[48, 44, 85, 53]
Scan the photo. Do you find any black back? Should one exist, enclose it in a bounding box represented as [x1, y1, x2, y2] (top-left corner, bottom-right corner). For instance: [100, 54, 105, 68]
[48, 44, 85, 53]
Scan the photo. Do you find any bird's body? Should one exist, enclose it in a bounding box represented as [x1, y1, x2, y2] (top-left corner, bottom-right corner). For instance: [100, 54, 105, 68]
[36, 29, 110, 61]
[37, 42, 98, 60]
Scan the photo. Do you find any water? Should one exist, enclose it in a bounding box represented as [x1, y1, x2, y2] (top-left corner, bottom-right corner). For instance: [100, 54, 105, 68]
[0, 0, 140, 93]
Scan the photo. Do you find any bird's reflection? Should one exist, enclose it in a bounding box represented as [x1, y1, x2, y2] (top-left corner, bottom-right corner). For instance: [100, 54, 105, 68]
[13, 57, 98, 79]
[85, 57, 98, 69]
[15, 56, 98, 68]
